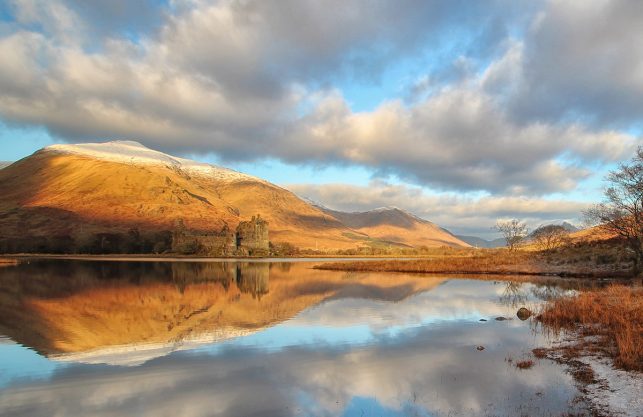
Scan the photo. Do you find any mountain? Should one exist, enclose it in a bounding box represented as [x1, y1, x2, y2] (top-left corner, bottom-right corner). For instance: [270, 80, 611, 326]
[0, 141, 362, 252]
[456, 235, 506, 248]
[319, 206, 470, 248]
[0, 161, 11, 170]
[531, 221, 580, 234]
[560, 221, 580, 232]
[0, 140, 468, 253]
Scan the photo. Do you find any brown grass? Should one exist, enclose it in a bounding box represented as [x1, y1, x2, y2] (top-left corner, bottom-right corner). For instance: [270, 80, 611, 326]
[516, 359, 535, 369]
[537, 285, 643, 371]
[569, 361, 597, 385]
[314, 249, 633, 278]
[532, 348, 547, 359]
[317, 250, 537, 273]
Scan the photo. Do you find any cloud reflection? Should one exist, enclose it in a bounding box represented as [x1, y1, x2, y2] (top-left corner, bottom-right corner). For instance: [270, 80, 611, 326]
[0, 262, 590, 416]
[0, 320, 586, 417]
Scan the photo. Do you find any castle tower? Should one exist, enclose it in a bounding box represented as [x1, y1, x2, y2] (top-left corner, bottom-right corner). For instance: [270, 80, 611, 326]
[235, 215, 269, 256]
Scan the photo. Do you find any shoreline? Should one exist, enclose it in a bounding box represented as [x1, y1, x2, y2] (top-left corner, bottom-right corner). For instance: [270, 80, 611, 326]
[3, 254, 433, 263]
[3, 253, 639, 279]
[546, 343, 642, 417]
[533, 285, 642, 416]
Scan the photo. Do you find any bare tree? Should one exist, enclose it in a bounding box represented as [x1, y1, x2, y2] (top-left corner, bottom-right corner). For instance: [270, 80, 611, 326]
[531, 225, 570, 251]
[494, 219, 528, 251]
[584, 147, 643, 275]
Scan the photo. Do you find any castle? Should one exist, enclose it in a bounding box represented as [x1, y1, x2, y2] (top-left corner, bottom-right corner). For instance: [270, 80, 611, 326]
[171, 215, 269, 256]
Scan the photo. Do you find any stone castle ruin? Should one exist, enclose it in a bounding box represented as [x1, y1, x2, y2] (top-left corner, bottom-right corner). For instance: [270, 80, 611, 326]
[172, 215, 269, 256]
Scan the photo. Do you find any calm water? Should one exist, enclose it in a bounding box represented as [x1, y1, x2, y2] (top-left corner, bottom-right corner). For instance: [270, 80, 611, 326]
[0, 260, 594, 416]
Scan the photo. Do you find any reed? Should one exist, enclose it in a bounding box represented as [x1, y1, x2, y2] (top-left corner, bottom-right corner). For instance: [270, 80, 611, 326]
[313, 250, 632, 278]
[537, 285, 642, 371]
[515, 360, 535, 369]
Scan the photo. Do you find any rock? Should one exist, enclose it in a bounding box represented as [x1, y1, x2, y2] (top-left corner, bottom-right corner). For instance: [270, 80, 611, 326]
[495, 316, 511, 321]
[516, 307, 532, 321]
[476, 345, 485, 351]
[479, 319, 487, 322]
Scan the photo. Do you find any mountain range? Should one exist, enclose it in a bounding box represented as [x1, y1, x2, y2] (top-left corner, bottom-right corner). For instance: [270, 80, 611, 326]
[455, 235, 507, 248]
[457, 222, 581, 248]
[0, 141, 469, 253]
[321, 206, 466, 248]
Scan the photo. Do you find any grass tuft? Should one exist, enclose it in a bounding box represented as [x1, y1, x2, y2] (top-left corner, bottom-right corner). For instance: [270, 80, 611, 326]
[532, 348, 547, 359]
[516, 360, 535, 369]
[537, 285, 642, 371]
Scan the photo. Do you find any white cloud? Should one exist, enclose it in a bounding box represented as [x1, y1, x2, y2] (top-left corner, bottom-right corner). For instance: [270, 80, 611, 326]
[492, 0, 643, 126]
[282, 87, 635, 193]
[0, 0, 640, 196]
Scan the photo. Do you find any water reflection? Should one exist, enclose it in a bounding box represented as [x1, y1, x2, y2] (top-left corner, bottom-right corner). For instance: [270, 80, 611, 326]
[0, 261, 445, 360]
[0, 260, 593, 416]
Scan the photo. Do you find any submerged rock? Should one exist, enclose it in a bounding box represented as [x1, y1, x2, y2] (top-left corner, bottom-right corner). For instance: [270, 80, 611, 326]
[495, 316, 511, 321]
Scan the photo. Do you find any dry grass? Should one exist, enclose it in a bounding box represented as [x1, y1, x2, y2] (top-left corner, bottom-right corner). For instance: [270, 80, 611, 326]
[316, 250, 537, 273]
[314, 248, 633, 278]
[537, 285, 643, 371]
[516, 359, 535, 369]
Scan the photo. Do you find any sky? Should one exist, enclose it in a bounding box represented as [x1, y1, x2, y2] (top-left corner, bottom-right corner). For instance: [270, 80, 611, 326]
[0, 0, 641, 238]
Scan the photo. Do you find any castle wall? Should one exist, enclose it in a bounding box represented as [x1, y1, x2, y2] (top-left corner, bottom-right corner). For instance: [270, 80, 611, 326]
[171, 231, 236, 256]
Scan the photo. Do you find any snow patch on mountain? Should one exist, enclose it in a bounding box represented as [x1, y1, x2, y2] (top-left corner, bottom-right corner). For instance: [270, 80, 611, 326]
[45, 140, 260, 182]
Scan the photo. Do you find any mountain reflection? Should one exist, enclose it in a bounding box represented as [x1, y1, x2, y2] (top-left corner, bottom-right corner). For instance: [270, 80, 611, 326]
[0, 261, 444, 359]
[0, 260, 596, 416]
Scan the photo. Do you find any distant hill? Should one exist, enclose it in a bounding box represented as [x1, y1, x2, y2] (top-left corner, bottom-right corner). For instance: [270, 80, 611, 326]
[559, 221, 580, 232]
[458, 222, 580, 249]
[319, 206, 470, 248]
[531, 221, 579, 234]
[0, 162, 11, 170]
[456, 235, 506, 248]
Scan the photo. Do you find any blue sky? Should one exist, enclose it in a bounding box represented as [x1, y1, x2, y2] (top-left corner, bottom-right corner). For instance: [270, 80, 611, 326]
[0, 0, 641, 237]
